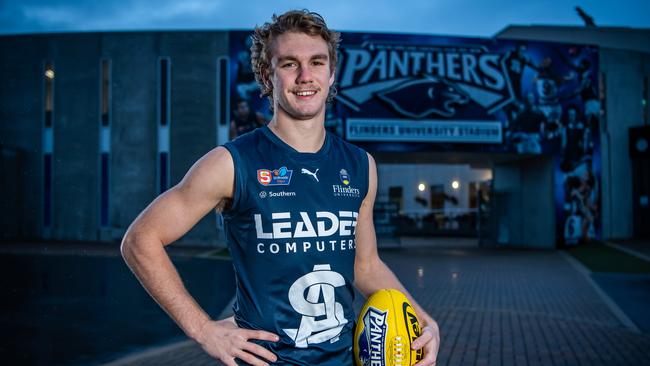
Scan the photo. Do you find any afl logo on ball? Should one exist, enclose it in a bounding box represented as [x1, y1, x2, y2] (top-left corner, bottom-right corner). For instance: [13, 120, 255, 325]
[403, 302, 424, 361]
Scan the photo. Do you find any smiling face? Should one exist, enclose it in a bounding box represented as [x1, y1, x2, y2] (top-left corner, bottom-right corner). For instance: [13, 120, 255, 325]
[268, 32, 335, 121]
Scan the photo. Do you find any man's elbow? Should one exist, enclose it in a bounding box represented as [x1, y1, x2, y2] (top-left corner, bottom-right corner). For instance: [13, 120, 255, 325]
[120, 231, 139, 264]
[355, 256, 383, 281]
[120, 229, 155, 265]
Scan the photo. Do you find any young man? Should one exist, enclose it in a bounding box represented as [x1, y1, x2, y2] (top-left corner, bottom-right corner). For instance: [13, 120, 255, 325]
[121, 10, 440, 366]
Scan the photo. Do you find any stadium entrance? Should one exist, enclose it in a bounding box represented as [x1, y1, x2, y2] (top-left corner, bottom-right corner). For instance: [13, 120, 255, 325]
[373, 152, 555, 249]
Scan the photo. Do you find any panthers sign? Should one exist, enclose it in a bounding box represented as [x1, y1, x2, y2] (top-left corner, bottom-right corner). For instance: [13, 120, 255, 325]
[229, 31, 598, 153]
[338, 44, 514, 117]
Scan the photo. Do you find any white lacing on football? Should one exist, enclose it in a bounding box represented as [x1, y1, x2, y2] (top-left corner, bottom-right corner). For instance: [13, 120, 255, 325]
[393, 335, 404, 366]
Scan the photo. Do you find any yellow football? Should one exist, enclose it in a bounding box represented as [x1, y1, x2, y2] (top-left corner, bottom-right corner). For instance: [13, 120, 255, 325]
[354, 289, 423, 366]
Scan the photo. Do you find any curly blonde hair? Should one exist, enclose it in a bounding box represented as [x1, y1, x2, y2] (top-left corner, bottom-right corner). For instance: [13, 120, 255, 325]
[250, 9, 341, 108]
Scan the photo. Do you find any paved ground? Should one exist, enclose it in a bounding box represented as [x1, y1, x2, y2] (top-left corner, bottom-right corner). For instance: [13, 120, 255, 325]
[0, 241, 234, 365]
[105, 240, 650, 366]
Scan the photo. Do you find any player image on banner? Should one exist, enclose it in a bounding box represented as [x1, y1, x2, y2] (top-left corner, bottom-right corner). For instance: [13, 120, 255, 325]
[558, 104, 599, 246]
[230, 98, 266, 139]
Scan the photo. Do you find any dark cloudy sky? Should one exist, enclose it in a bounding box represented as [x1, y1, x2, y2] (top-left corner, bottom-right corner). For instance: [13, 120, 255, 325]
[1, 0, 649, 36]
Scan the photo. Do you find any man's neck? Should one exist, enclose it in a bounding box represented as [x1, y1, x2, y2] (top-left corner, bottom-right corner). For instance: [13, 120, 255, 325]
[267, 110, 327, 153]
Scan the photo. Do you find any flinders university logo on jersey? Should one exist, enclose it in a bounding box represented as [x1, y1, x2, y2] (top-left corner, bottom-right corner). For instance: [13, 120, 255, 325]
[257, 166, 293, 186]
[283, 264, 348, 348]
[337, 42, 514, 116]
[339, 169, 350, 185]
[358, 307, 388, 366]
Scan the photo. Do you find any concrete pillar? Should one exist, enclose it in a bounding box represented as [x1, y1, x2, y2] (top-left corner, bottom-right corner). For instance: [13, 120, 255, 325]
[51, 34, 101, 241]
[103, 33, 158, 242]
[600, 49, 649, 239]
[492, 156, 555, 248]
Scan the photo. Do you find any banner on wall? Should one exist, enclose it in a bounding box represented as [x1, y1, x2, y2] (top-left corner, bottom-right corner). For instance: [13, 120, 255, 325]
[229, 31, 601, 247]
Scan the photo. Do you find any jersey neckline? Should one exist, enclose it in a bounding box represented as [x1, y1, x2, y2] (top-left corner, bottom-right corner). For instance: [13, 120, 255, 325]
[260, 125, 331, 162]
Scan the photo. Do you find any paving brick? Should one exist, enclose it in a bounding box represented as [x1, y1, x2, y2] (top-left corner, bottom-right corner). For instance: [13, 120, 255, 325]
[106, 244, 650, 366]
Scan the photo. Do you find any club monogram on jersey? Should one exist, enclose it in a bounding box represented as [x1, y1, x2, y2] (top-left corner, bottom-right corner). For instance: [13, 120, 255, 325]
[283, 264, 348, 348]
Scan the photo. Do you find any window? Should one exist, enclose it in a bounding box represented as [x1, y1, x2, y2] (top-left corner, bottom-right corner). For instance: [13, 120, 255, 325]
[388, 186, 403, 210]
[643, 76, 648, 125]
[99, 59, 111, 227]
[44, 62, 54, 128]
[469, 181, 490, 209]
[101, 59, 111, 126]
[430, 184, 444, 210]
[42, 61, 55, 229]
[157, 58, 171, 193]
[218, 57, 229, 126]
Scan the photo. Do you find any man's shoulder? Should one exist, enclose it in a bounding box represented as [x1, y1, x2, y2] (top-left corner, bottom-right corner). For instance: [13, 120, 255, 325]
[225, 127, 264, 150]
[328, 131, 367, 157]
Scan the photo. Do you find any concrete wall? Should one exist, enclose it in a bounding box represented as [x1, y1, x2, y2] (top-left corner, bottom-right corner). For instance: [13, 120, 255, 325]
[103, 33, 158, 240]
[496, 26, 650, 54]
[0, 31, 230, 245]
[51, 34, 101, 240]
[492, 156, 555, 248]
[600, 48, 650, 239]
[0, 35, 47, 239]
[163, 32, 229, 245]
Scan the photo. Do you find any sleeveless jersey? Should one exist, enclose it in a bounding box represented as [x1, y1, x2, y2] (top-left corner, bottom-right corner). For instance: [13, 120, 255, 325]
[223, 126, 369, 365]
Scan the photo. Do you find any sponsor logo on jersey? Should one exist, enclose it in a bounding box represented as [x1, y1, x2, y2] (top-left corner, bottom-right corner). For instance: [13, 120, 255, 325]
[254, 211, 358, 239]
[283, 264, 348, 348]
[259, 191, 296, 199]
[254, 211, 358, 256]
[257, 166, 293, 186]
[339, 169, 350, 185]
[358, 306, 388, 366]
[332, 184, 361, 198]
[301, 168, 319, 182]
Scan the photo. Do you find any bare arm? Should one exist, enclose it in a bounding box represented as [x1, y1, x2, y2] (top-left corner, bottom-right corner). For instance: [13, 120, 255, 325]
[121, 147, 232, 338]
[121, 147, 277, 366]
[354, 153, 440, 366]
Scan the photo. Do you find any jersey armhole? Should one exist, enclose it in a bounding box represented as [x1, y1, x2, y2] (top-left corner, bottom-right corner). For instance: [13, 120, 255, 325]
[222, 143, 245, 218]
[359, 148, 370, 200]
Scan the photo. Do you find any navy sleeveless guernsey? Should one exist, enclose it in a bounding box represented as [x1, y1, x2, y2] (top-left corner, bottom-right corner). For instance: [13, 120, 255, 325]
[223, 126, 368, 365]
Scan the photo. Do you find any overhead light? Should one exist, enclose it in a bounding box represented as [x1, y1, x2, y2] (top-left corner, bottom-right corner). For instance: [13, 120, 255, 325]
[451, 180, 460, 190]
[418, 183, 425, 192]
